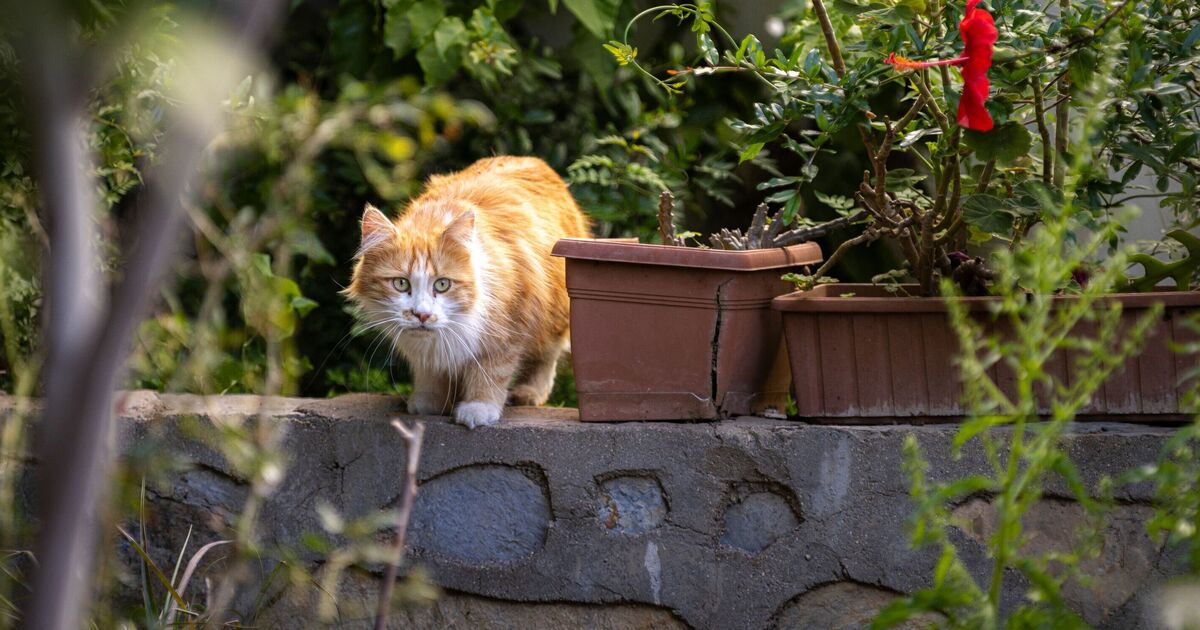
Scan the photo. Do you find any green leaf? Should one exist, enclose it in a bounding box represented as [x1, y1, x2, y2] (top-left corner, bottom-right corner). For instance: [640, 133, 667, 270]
[1067, 47, 1098, 87]
[899, 127, 940, 149]
[698, 32, 718, 65]
[781, 193, 803, 224]
[488, 0, 524, 21]
[570, 30, 614, 90]
[417, 17, 467, 84]
[803, 48, 822, 76]
[383, 2, 415, 57]
[408, 1, 446, 38]
[953, 415, 1001, 450]
[563, 0, 620, 39]
[433, 16, 467, 57]
[738, 143, 764, 163]
[383, 21, 414, 59]
[602, 41, 637, 66]
[765, 188, 796, 203]
[832, 0, 873, 15]
[815, 191, 856, 211]
[252, 253, 273, 278]
[756, 176, 798, 190]
[291, 296, 319, 317]
[934, 474, 994, 502]
[1184, 24, 1200, 50]
[963, 121, 1032, 164]
[735, 34, 760, 64]
[962, 194, 1014, 234]
[1009, 180, 1061, 215]
[884, 168, 924, 189]
[417, 43, 456, 84]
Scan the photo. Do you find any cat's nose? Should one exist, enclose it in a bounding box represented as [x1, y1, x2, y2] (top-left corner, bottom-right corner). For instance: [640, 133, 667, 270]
[413, 311, 431, 323]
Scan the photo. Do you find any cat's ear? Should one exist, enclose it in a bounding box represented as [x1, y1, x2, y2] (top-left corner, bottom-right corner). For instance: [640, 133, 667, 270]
[441, 210, 475, 244]
[359, 203, 394, 255]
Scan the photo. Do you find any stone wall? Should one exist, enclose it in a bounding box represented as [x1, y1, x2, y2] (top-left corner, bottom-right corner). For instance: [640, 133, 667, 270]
[102, 393, 1181, 629]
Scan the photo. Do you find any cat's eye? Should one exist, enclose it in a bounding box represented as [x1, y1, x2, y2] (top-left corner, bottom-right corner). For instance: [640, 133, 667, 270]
[392, 277, 410, 292]
[433, 278, 452, 293]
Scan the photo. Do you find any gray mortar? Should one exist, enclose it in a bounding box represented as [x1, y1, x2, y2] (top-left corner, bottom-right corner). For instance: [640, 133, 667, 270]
[14, 392, 1182, 629]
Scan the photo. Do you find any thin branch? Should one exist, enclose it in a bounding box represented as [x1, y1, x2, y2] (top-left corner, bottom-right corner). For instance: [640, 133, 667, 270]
[1031, 79, 1054, 184]
[810, 0, 846, 77]
[878, 95, 928, 162]
[869, 96, 928, 223]
[934, 214, 965, 245]
[374, 420, 426, 630]
[932, 129, 962, 231]
[813, 232, 876, 279]
[813, 217, 915, 279]
[974, 159, 997, 197]
[772, 210, 868, 246]
[1111, 192, 1176, 205]
[914, 73, 950, 133]
[1051, 0, 1071, 190]
[917, 210, 936, 294]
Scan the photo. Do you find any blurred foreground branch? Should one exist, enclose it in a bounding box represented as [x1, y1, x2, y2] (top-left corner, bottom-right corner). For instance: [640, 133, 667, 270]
[18, 2, 285, 629]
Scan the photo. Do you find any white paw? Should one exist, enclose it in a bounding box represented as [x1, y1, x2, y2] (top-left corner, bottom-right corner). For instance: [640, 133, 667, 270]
[407, 391, 448, 416]
[454, 401, 502, 429]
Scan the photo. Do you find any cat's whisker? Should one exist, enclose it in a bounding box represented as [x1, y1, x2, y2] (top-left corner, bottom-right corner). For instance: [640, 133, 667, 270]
[356, 314, 408, 335]
[361, 331, 387, 369]
[306, 324, 375, 391]
[364, 322, 402, 371]
[445, 367, 458, 412]
[442, 325, 503, 394]
[478, 315, 520, 336]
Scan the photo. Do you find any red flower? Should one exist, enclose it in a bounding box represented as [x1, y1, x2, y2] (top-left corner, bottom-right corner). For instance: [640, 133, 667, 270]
[884, 0, 998, 132]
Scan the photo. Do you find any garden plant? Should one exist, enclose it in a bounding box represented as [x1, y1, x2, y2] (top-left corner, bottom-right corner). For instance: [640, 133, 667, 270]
[607, 0, 1199, 295]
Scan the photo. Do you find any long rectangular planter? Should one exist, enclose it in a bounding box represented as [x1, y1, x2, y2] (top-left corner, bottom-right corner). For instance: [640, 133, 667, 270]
[552, 239, 823, 421]
[772, 284, 1200, 422]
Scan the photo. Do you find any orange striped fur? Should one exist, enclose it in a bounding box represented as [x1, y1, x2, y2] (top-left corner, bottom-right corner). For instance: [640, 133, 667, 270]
[344, 156, 591, 427]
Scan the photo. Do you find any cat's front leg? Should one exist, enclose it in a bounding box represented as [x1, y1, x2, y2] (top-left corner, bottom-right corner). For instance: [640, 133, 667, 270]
[455, 354, 518, 429]
[407, 365, 453, 416]
[509, 336, 567, 406]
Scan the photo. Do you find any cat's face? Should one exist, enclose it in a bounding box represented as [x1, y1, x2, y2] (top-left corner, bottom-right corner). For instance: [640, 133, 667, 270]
[346, 203, 481, 346]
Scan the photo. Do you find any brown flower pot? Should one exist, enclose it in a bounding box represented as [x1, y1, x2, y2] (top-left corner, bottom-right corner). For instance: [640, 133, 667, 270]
[772, 284, 1200, 422]
[552, 239, 823, 421]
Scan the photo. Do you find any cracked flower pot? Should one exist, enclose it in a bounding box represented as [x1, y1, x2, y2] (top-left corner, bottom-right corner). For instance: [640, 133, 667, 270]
[552, 238, 823, 421]
[773, 284, 1200, 422]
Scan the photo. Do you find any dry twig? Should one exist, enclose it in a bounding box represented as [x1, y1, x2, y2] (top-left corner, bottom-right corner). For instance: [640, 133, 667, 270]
[373, 420, 426, 630]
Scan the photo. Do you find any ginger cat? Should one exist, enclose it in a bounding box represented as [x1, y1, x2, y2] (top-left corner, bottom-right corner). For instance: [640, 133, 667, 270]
[344, 156, 591, 428]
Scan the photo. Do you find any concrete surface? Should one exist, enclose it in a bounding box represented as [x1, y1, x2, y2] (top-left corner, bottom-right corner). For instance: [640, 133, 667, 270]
[53, 392, 1189, 628]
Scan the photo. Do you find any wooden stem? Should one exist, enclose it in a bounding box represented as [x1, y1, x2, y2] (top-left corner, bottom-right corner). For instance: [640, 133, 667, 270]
[810, 0, 846, 77]
[1052, 0, 1070, 189]
[1031, 79, 1053, 184]
[374, 420, 426, 630]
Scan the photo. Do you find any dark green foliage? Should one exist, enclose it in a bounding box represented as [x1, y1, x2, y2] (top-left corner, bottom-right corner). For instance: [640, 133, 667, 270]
[0, 0, 797, 399]
[613, 0, 1200, 294]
